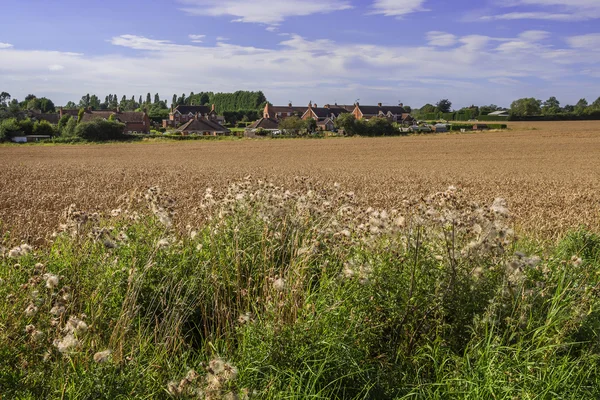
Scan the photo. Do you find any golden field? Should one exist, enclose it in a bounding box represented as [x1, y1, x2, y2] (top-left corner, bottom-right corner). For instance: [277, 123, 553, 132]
[1, 120, 599, 243]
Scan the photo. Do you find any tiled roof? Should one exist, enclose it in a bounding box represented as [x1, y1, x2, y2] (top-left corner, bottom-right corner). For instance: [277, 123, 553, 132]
[269, 106, 306, 114]
[358, 105, 407, 115]
[178, 118, 230, 133]
[248, 118, 279, 130]
[173, 105, 212, 115]
[308, 107, 350, 119]
[80, 110, 146, 124]
[30, 112, 60, 124]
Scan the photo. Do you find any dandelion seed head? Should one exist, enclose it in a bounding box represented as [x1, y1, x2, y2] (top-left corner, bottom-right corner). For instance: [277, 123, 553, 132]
[93, 349, 111, 363]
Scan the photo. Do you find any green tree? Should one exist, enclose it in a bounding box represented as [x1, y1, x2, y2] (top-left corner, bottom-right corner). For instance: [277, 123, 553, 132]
[33, 120, 56, 136]
[89, 95, 101, 110]
[436, 99, 452, 113]
[592, 97, 600, 110]
[366, 117, 396, 136]
[65, 101, 77, 109]
[62, 117, 77, 137]
[77, 108, 85, 123]
[75, 119, 126, 141]
[0, 118, 22, 140]
[278, 116, 305, 135]
[146, 93, 152, 105]
[304, 118, 317, 133]
[510, 98, 542, 116]
[575, 98, 588, 115]
[334, 113, 357, 135]
[172, 94, 177, 107]
[19, 118, 34, 135]
[154, 93, 160, 104]
[542, 96, 561, 114]
[420, 104, 436, 114]
[0, 92, 10, 107]
[57, 115, 72, 134]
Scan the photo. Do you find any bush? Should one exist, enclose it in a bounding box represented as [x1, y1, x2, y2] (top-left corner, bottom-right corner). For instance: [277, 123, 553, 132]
[74, 119, 126, 141]
[0, 118, 22, 140]
[1, 183, 599, 398]
[33, 120, 56, 136]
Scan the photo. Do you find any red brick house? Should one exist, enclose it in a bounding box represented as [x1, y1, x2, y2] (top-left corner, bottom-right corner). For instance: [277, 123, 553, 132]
[177, 114, 230, 135]
[352, 103, 414, 124]
[301, 102, 352, 130]
[59, 107, 151, 133]
[263, 103, 306, 121]
[163, 104, 223, 128]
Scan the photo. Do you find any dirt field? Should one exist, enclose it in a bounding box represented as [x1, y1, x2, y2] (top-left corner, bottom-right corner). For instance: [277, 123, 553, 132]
[1, 121, 599, 243]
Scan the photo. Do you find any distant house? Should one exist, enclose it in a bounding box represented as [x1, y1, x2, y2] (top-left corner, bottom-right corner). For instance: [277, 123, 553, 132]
[164, 104, 223, 128]
[59, 107, 151, 133]
[28, 111, 60, 124]
[177, 114, 230, 135]
[246, 118, 280, 132]
[353, 103, 414, 124]
[263, 103, 306, 121]
[302, 102, 351, 130]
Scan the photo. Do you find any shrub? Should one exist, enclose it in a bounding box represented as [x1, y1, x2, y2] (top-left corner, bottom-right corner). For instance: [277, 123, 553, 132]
[33, 120, 56, 136]
[0, 118, 22, 140]
[74, 119, 126, 141]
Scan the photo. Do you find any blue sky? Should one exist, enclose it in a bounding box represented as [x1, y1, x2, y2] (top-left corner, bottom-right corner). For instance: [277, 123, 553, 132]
[1, 0, 599, 108]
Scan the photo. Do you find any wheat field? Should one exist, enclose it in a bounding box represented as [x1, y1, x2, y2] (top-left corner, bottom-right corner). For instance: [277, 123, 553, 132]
[1, 121, 599, 243]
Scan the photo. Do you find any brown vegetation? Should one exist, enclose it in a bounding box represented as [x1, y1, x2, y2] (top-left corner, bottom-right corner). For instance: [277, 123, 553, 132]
[1, 121, 599, 243]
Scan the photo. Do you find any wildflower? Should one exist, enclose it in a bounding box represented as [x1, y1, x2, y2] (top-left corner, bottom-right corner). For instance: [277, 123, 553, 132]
[53, 333, 79, 353]
[490, 198, 509, 217]
[272, 277, 286, 292]
[64, 316, 88, 335]
[209, 358, 226, 375]
[222, 363, 238, 381]
[572, 255, 583, 267]
[238, 312, 252, 324]
[8, 247, 21, 258]
[157, 238, 170, 249]
[167, 381, 181, 396]
[24, 303, 38, 317]
[25, 324, 36, 334]
[44, 274, 59, 289]
[34, 262, 45, 271]
[50, 304, 66, 316]
[32, 330, 44, 342]
[110, 208, 122, 217]
[93, 349, 111, 363]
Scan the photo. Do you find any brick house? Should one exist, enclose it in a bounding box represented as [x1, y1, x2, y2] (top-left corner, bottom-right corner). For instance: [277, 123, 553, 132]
[352, 103, 414, 124]
[59, 107, 151, 133]
[163, 104, 223, 128]
[177, 114, 230, 135]
[263, 103, 306, 121]
[301, 102, 353, 130]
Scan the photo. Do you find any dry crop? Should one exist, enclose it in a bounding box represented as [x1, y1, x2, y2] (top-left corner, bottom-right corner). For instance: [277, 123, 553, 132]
[1, 120, 599, 243]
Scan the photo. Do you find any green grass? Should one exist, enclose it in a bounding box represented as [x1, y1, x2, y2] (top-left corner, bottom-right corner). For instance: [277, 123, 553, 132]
[1, 183, 599, 399]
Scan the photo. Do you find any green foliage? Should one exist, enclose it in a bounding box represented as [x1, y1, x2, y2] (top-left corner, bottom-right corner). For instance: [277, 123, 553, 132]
[0, 118, 22, 140]
[222, 110, 260, 125]
[18, 118, 34, 135]
[1, 184, 599, 398]
[62, 117, 77, 137]
[33, 120, 56, 136]
[57, 114, 71, 133]
[74, 119, 126, 141]
[542, 96, 561, 115]
[510, 98, 542, 116]
[305, 117, 317, 133]
[278, 116, 306, 134]
[436, 99, 452, 113]
[77, 108, 85, 123]
[209, 91, 267, 113]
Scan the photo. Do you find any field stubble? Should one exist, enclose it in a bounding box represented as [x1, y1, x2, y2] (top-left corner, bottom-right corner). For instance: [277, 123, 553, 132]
[1, 120, 599, 243]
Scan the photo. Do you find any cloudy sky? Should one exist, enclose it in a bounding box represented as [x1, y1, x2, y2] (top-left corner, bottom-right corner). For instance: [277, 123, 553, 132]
[1, 0, 599, 108]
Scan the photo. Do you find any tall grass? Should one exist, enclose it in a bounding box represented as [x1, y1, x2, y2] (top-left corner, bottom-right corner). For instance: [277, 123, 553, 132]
[1, 181, 599, 399]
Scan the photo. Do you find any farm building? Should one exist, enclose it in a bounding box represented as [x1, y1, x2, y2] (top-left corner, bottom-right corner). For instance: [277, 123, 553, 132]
[177, 115, 230, 135]
[11, 135, 52, 143]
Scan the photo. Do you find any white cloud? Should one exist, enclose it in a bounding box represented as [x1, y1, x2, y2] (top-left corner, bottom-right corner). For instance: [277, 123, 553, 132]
[216, 36, 230, 42]
[0, 42, 13, 49]
[483, 0, 600, 21]
[48, 64, 65, 71]
[518, 30, 550, 42]
[567, 33, 600, 49]
[371, 0, 428, 17]
[188, 34, 206, 43]
[426, 31, 457, 47]
[0, 31, 599, 108]
[178, 0, 352, 25]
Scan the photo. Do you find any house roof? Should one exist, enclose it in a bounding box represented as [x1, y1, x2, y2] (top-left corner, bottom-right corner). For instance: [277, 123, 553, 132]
[30, 112, 60, 124]
[178, 118, 230, 133]
[173, 105, 213, 115]
[308, 107, 350, 119]
[80, 110, 146, 124]
[248, 118, 279, 130]
[357, 105, 407, 116]
[268, 105, 306, 114]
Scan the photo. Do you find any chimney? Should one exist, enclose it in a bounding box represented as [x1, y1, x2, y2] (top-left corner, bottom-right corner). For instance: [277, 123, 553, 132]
[324, 104, 330, 109]
[308, 101, 312, 108]
[288, 102, 293, 108]
[211, 104, 215, 112]
[170, 104, 174, 113]
[355, 102, 359, 106]
[59, 106, 63, 118]
[87, 106, 92, 111]
[399, 103, 404, 108]
[195, 112, 199, 120]
[314, 103, 317, 108]
[116, 106, 120, 113]
[378, 103, 382, 107]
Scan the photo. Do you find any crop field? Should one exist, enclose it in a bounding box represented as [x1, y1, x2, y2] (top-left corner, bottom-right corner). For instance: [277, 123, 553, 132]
[1, 121, 599, 242]
[2, 120, 600, 398]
